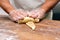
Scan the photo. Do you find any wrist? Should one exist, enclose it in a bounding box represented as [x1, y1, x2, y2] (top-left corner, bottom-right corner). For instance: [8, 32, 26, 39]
[9, 9, 23, 15]
[36, 8, 46, 14]
[4, 4, 15, 13]
[0, 2, 15, 13]
[7, 6, 15, 13]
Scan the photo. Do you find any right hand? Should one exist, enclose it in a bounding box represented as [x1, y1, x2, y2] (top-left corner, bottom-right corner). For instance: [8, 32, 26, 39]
[9, 9, 28, 22]
[27, 8, 46, 19]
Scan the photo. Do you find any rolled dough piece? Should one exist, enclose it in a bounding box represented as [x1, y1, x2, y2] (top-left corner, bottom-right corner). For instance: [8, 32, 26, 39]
[26, 21, 36, 30]
[18, 17, 40, 30]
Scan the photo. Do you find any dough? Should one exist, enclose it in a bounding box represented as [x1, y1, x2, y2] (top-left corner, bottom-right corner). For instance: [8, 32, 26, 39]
[18, 17, 40, 30]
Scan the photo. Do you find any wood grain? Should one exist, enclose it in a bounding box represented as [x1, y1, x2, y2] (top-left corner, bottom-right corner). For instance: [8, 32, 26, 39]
[0, 15, 60, 40]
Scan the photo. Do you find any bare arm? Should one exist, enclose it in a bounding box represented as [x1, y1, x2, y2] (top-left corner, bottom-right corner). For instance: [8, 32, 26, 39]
[0, 0, 28, 21]
[28, 0, 60, 19]
[0, 0, 15, 13]
[40, 0, 60, 13]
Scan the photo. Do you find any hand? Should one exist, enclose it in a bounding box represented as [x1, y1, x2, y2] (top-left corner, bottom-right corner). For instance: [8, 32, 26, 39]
[9, 9, 28, 21]
[27, 8, 46, 19]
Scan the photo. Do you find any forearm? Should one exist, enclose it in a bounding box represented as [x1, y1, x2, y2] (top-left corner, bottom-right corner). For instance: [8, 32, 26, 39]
[0, 0, 15, 13]
[40, 0, 59, 13]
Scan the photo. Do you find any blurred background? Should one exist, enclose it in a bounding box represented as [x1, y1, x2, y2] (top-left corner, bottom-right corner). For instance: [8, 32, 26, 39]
[53, 2, 60, 20]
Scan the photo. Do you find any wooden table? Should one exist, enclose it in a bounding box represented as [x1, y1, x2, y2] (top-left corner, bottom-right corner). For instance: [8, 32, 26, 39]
[0, 15, 60, 40]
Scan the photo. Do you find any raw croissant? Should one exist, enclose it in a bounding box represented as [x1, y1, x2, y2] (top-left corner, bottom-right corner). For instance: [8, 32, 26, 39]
[18, 17, 40, 30]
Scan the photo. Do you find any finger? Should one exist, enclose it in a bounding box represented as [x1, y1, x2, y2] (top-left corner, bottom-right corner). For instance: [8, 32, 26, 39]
[36, 12, 43, 19]
[21, 10, 28, 17]
[32, 12, 38, 18]
[28, 11, 38, 18]
[13, 11, 25, 20]
[18, 15, 24, 20]
[15, 12, 25, 18]
[27, 12, 31, 17]
[10, 13, 23, 21]
[30, 14, 38, 18]
[12, 17, 18, 21]
[16, 15, 24, 20]
[37, 14, 45, 19]
[19, 9, 28, 17]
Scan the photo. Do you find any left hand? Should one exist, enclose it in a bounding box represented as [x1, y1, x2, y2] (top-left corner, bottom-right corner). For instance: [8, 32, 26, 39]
[27, 8, 46, 19]
[9, 9, 28, 21]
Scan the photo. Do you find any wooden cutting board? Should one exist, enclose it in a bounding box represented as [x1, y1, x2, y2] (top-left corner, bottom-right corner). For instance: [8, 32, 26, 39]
[0, 15, 60, 40]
